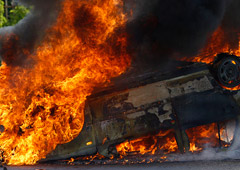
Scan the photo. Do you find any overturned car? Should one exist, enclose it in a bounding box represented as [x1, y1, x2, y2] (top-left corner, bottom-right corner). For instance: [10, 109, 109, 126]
[44, 53, 240, 162]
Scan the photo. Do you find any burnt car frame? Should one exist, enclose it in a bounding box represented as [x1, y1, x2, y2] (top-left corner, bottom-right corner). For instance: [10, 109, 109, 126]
[44, 53, 240, 161]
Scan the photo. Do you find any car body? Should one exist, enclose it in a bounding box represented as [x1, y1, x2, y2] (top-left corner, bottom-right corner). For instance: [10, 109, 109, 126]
[44, 54, 240, 161]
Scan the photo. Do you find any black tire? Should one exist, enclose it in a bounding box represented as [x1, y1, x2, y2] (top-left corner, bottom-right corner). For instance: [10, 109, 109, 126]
[212, 53, 240, 88]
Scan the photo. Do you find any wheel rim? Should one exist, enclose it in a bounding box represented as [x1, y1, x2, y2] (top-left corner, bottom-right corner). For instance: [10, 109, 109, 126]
[217, 58, 240, 88]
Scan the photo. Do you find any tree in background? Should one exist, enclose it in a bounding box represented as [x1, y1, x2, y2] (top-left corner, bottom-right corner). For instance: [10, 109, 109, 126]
[0, 0, 29, 27]
[0, 0, 6, 27]
[4, 5, 29, 26]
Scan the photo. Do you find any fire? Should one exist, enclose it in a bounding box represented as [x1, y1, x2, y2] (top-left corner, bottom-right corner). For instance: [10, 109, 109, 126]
[116, 130, 178, 156]
[116, 123, 233, 160]
[182, 27, 240, 64]
[181, 27, 240, 90]
[186, 123, 233, 152]
[59, 121, 235, 165]
[0, 0, 130, 165]
[187, 123, 219, 152]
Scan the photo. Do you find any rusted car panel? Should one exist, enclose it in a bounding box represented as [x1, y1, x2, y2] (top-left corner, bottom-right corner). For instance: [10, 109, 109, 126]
[44, 62, 240, 161]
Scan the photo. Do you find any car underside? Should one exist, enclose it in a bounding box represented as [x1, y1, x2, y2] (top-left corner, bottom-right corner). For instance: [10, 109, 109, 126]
[43, 53, 240, 162]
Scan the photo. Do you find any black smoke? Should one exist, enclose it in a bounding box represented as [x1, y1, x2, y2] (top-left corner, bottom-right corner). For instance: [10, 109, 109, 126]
[0, 0, 61, 66]
[125, 0, 240, 67]
[221, 0, 240, 50]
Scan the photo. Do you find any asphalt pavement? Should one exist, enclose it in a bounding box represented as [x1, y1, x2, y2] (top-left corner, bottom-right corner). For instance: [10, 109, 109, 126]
[4, 160, 240, 170]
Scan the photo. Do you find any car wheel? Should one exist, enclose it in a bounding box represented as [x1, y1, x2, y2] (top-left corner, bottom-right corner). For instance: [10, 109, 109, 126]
[212, 53, 240, 88]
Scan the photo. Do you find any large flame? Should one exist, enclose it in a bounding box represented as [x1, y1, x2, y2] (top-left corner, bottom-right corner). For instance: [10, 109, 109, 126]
[0, 0, 130, 165]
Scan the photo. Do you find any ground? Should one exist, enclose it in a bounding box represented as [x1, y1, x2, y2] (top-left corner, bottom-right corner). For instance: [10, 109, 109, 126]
[5, 160, 240, 170]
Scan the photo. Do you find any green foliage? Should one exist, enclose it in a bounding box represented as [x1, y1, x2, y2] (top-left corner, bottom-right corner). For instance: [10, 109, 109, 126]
[4, 5, 30, 26]
[0, 1, 6, 27]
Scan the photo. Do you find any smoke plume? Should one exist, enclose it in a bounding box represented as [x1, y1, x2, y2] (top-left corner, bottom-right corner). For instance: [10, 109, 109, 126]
[0, 0, 61, 66]
[125, 0, 240, 66]
[220, 0, 240, 50]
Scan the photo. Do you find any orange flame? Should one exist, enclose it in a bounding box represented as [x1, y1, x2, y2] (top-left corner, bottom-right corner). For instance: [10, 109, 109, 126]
[116, 123, 233, 158]
[182, 27, 240, 64]
[0, 0, 130, 165]
[186, 123, 228, 152]
[181, 27, 240, 90]
[116, 130, 178, 156]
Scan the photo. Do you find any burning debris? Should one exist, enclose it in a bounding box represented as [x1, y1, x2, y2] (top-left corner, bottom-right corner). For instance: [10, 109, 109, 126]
[0, 0, 240, 167]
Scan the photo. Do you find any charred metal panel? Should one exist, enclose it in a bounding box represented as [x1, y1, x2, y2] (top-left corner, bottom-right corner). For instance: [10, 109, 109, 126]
[173, 90, 240, 130]
[166, 71, 214, 98]
[94, 118, 128, 143]
[89, 83, 176, 126]
[89, 81, 171, 120]
[89, 71, 213, 121]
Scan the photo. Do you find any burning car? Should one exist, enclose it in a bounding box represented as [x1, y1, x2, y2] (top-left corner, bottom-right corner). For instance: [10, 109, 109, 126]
[43, 53, 240, 163]
[1, 0, 240, 166]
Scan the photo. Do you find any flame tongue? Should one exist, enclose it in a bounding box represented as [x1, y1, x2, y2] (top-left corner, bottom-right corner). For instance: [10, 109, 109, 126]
[183, 27, 240, 64]
[0, 0, 130, 165]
